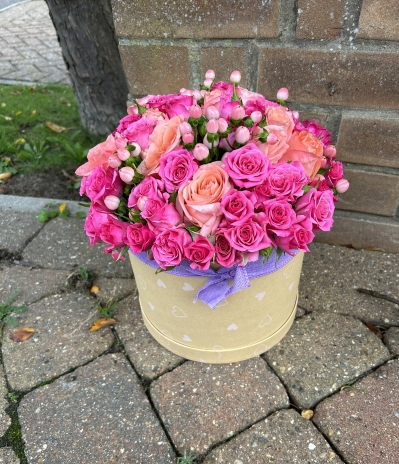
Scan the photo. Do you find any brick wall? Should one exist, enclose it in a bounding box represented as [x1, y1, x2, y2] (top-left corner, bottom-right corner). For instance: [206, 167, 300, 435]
[111, 0, 399, 253]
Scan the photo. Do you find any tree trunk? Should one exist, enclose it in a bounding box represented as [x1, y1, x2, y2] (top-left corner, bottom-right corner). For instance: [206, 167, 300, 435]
[45, 0, 128, 135]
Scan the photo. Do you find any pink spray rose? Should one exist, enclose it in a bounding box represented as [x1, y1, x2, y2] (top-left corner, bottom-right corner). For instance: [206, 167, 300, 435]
[84, 206, 109, 246]
[98, 215, 127, 252]
[128, 176, 165, 209]
[141, 198, 182, 233]
[223, 143, 271, 188]
[185, 235, 215, 270]
[214, 230, 242, 267]
[146, 94, 193, 119]
[220, 189, 255, 225]
[266, 161, 309, 201]
[80, 166, 124, 208]
[262, 199, 297, 236]
[122, 118, 157, 149]
[114, 114, 141, 133]
[295, 189, 335, 232]
[152, 227, 192, 269]
[125, 223, 155, 253]
[325, 161, 344, 188]
[159, 148, 199, 192]
[275, 217, 315, 254]
[224, 219, 272, 253]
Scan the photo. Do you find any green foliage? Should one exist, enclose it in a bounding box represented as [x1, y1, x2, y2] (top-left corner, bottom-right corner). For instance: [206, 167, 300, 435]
[78, 266, 94, 282]
[8, 392, 19, 404]
[177, 450, 196, 464]
[37, 202, 70, 223]
[97, 298, 119, 320]
[0, 291, 26, 326]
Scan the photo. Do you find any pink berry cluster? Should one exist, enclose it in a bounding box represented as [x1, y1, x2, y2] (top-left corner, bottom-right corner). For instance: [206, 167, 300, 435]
[76, 70, 348, 270]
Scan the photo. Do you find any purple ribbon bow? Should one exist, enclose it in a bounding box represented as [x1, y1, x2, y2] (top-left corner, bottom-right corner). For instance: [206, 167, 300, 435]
[134, 251, 296, 310]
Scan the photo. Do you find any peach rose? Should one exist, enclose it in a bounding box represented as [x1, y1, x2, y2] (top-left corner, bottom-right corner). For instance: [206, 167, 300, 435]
[75, 134, 117, 176]
[142, 108, 169, 123]
[203, 89, 222, 112]
[266, 106, 295, 137]
[280, 131, 323, 178]
[177, 162, 233, 236]
[255, 124, 290, 164]
[137, 115, 183, 176]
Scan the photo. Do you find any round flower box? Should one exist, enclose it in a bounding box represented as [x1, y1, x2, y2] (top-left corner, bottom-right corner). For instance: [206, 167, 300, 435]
[129, 250, 303, 363]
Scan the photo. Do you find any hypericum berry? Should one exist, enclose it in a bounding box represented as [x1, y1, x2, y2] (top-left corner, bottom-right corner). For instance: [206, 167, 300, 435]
[230, 70, 241, 83]
[130, 142, 141, 157]
[108, 156, 122, 168]
[192, 143, 209, 161]
[119, 166, 135, 183]
[205, 105, 220, 120]
[277, 87, 289, 100]
[335, 179, 350, 193]
[117, 148, 130, 161]
[206, 119, 219, 134]
[217, 118, 229, 133]
[250, 111, 262, 123]
[266, 133, 278, 145]
[182, 132, 194, 144]
[235, 126, 250, 144]
[189, 104, 202, 119]
[179, 121, 193, 135]
[203, 78, 213, 88]
[205, 69, 215, 80]
[104, 195, 120, 210]
[323, 145, 337, 158]
[230, 106, 245, 121]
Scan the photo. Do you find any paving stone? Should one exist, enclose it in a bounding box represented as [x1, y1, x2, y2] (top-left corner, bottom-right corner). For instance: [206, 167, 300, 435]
[204, 408, 343, 463]
[0, 448, 19, 464]
[314, 360, 399, 464]
[22, 218, 133, 278]
[0, 210, 44, 256]
[114, 294, 185, 381]
[299, 243, 399, 326]
[384, 327, 399, 356]
[0, 264, 69, 306]
[2, 292, 114, 391]
[0, 364, 11, 438]
[92, 276, 134, 303]
[264, 312, 390, 409]
[18, 354, 176, 463]
[150, 358, 289, 455]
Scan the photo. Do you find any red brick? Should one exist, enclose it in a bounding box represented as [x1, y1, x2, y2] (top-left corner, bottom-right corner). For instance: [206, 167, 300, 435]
[257, 48, 399, 110]
[297, 111, 328, 126]
[315, 215, 399, 254]
[336, 170, 399, 217]
[337, 116, 399, 169]
[119, 45, 190, 96]
[200, 47, 248, 87]
[297, 0, 345, 39]
[358, 0, 399, 41]
[111, 0, 280, 39]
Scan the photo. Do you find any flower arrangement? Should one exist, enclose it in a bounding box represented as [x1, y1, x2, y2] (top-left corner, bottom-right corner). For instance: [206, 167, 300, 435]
[76, 70, 349, 272]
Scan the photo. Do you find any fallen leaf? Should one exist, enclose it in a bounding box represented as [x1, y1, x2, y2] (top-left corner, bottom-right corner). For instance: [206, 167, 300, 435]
[59, 203, 67, 213]
[14, 138, 26, 145]
[89, 317, 118, 332]
[15, 111, 22, 116]
[0, 172, 12, 181]
[301, 409, 314, 420]
[46, 121, 67, 133]
[328, 429, 334, 437]
[31, 109, 36, 115]
[11, 327, 35, 342]
[0, 115, 12, 121]
[364, 322, 383, 339]
[10, 90, 22, 96]
[1, 102, 5, 107]
[90, 285, 100, 294]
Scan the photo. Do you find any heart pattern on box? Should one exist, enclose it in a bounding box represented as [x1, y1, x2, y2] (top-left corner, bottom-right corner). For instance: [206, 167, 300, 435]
[182, 334, 192, 342]
[172, 306, 187, 317]
[160, 330, 172, 346]
[227, 323, 238, 331]
[255, 292, 265, 301]
[254, 343, 268, 356]
[136, 275, 146, 290]
[288, 281, 294, 292]
[182, 283, 194, 291]
[157, 279, 166, 288]
[259, 315, 272, 327]
[213, 345, 224, 359]
[284, 263, 294, 278]
[148, 301, 155, 311]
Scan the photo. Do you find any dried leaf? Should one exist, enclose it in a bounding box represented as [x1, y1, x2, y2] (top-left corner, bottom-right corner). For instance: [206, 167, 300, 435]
[10, 91, 22, 96]
[89, 317, 118, 332]
[1, 102, 5, 107]
[11, 327, 35, 342]
[364, 322, 383, 338]
[46, 121, 67, 133]
[0, 172, 12, 181]
[14, 138, 26, 145]
[59, 203, 66, 213]
[301, 409, 314, 420]
[15, 111, 22, 116]
[31, 109, 36, 115]
[90, 285, 100, 294]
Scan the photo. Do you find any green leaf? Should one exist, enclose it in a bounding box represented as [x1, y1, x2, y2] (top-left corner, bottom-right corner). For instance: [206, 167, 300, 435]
[302, 185, 313, 193]
[59, 209, 70, 219]
[48, 210, 58, 219]
[37, 210, 49, 223]
[75, 211, 87, 219]
[4, 315, 18, 326]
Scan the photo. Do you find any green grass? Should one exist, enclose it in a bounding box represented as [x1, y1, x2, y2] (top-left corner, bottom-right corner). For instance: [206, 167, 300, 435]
[0, 84, 102, 176]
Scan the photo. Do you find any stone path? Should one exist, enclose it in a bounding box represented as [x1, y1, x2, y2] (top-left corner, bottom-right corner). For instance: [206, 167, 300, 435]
[0, 0, 69, 85]
[0, 195, 398, 463]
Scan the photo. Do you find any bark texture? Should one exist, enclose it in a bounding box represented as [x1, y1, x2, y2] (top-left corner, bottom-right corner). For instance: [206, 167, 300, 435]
[45, 0, 128, 135]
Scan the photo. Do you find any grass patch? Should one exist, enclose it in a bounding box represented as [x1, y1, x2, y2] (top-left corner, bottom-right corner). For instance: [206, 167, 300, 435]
[0, 84, 102, 180]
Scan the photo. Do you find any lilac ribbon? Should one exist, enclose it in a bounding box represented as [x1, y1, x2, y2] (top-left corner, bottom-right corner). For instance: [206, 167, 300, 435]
[134, 250, 297, 310]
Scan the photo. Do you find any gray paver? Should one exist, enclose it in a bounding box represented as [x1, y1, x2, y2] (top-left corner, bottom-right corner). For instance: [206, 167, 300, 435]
[92, 276, 134, 302]
[151, 358, 289, 455]
[114, 294, 185, 380]
[204, 408, 343, 463]
[314, 360, 399, 464]
[300, 243, 399, 326]
[0, 264, 70, 305]
[383, 327, 399, 356]
[2, 292, 114, 391]
[18, 354, 176, 464]
[264, 312, 390, 409]
[22, 218, 133, 278]
[0, 211, 44, 255]
[0, 364, 10, 437]
[0, 448, 19, 464]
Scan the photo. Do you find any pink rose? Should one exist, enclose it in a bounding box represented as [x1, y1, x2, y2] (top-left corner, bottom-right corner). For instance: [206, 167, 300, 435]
[125, 223, 155, 253]
[236, 87, 264, 105]
[299, 120, 332, 147]
[223, 143, 270, 188]
[114, 114, 141, 134]
[262, 199, 297, 236]
[152, 227, 192, 269]
[146, 94, 193, 119]
[80, 166, 124, 208]
[75, 134, 118, 176]
[141, 198, 182, 233]
[295, 189, 335, 232]
[203, 89, 222, 111]
[185, 235, 215, 271]
[325, 161, 344, 188]
[224, 219, 272, 253]
[99, 215, 127, 251]
[84, 206, 109, 246]
[220, 190, 255, 225]
[215, 230, 242, 267]
[128, 176, 165, 210]
[159, 148, 199, 192]
[121, 118, 157, 149]
[266, 161, 308, 201]
[275, 217, 315, 254]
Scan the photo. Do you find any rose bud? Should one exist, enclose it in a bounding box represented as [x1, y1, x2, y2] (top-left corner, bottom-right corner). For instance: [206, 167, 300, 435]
[104, 195, 120, 210]
[192, 143, 209, 161]
[235, 126, 250, 144]
[206, 119, 219, 134]
[119, 166, 135, 183]
[108, 155, 122, 168]
[311, 174, 325, 186]
[117, 148, 130, 161]
[205, 69, 215, 80]
[230, 105, 245, 121]
[179, 121, 193, 135]
[336, 179, 350, 193]
[189, 104, 202, 119]
[218, 118, 229, 133]
[250, 111, 262, 123]
[203, 78, 213, 88]
[320, 157, 328, 168]
[130, 142, 141, 157]
[205, 105, 219, 120]
[277, 87, 289, 100]
[114, 136, 127, 149]
[182, 132, 195, 144]
[266, 133, 278, 145]
[230, 70, 241, 83]
[324, 145, 337, 158]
